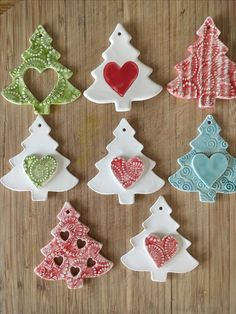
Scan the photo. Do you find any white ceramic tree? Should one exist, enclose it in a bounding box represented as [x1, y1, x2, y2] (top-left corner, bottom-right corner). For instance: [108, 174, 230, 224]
[121, 196, 199, 282]
[88, 119, 164, 204]
[0, 116, 78, 201]
[84, 24, 162, 112]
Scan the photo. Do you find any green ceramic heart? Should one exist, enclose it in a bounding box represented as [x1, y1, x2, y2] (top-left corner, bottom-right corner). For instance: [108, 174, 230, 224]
[23, 154, 57, 188]
[192, 153, 228, 188]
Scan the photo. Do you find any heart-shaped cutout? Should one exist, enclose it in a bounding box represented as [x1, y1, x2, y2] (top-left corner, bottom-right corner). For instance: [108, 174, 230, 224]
[87, 258, 96, 268]
[60, 231, 69, 241]
[104, 61, 139, 97]
[54, 256, 63, 266]
[192, 153, 228, 188]
[111, 156, 144, 189]
[70, 267, 80, 277]
[77, 239, 86, 249]
[24, 68, 58, 102]
[145, 234, 178, 268]
[23, 154, 57, 188]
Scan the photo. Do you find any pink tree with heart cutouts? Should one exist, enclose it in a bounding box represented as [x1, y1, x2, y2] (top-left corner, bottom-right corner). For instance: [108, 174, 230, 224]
[167, 17, 236, 108]
[34, 202, 113, 289]
[88, 118, 165, 204]
[84, 24, 162, 112]
[121, 196, 199, 282]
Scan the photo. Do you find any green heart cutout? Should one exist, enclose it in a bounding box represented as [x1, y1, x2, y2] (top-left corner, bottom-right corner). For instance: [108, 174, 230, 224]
[23, 154, 57, 188]
[192, 153, 228, 188]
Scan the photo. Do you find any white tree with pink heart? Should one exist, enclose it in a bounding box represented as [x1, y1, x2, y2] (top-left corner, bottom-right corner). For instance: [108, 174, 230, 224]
[121, 196, 199, 282]
[84, 24, 162, 112]
[88, 118, 164, 204]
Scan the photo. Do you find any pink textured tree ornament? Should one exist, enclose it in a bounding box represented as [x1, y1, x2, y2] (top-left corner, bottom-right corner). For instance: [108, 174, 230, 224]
[167, 17, 236, 108]
[34, 202, 113, 289]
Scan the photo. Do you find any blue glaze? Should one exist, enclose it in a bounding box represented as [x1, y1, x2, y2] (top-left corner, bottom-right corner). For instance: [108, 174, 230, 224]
[169, 115, 236, 203]
[192, 153, 228, 188]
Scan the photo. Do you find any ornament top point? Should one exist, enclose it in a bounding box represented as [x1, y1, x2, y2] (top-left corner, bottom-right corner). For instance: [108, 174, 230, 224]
[114, 118, 135, 136]
[58, 202, 80, 220]
[197, 16, 220, 36]
[150, 196, 172, 215]
[198, 114, 220, 132]
[110, 23, 131, 42]
[30, 24, 52, 43]
[29, 115, 51, 133]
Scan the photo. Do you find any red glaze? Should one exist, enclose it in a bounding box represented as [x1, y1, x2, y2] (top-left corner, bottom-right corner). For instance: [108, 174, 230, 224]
[167, 17, 236, 108]
[145, 234, 178, 268]
[34, 204, 113, 289]
[104, 61, 139, 96]
[111, 156, 144, 189]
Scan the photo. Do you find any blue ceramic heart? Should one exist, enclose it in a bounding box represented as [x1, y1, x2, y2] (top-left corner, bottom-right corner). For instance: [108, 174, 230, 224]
[192, 153, 228, 188]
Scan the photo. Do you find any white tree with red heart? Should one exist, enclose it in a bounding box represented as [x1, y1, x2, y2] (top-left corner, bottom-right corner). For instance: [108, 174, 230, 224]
[121, 196, 199, 282]
[84, 24, 162, 112]
[88, 118, 164, 204]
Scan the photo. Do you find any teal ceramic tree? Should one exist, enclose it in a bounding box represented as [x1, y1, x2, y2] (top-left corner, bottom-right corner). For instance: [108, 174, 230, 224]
[169, 115, 236, 202]
[2, 25, 81, 115]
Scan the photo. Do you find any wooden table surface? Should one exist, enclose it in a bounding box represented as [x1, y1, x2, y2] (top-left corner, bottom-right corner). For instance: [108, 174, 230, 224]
[0, 0, 236, 313]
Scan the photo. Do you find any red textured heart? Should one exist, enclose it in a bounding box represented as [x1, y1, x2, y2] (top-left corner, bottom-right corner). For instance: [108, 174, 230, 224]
[111, 156, 144, 189]
[145, 234, 178, 268]
[104, 61, 139, 97]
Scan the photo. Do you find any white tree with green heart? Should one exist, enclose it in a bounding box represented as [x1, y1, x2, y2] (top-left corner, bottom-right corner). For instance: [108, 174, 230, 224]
[169, 115, 236, 202]
[0, 116, 78, 201]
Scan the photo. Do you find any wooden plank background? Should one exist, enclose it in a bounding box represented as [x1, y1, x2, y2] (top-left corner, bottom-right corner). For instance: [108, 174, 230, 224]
[0, 0, 236, 313]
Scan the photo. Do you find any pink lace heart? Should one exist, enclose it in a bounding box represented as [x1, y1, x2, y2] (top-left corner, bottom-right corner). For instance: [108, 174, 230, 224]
[145, 234, 178, 268]
[111, 156, 144, 189]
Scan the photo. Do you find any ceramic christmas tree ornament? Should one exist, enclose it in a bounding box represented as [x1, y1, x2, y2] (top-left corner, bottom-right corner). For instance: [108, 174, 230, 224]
[84, 24, 162, 112]
[2, 25, 81, 115]
[167, 17, 236, 108]
[121, 196, 198, 282]
[88, 119, 165, 204]
[169, 115, 236, 202]
[0, 116, 78, 201]
[34, 202, 113, 289]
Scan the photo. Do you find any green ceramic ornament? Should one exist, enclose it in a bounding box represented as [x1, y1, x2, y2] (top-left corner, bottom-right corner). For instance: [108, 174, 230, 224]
[23, 154, 57, 188]
[2, 25, 81, 115]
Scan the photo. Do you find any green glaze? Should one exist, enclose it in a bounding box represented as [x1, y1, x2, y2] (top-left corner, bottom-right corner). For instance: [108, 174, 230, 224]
[2, 25, 81, 115]
[23, 154, 57, 188]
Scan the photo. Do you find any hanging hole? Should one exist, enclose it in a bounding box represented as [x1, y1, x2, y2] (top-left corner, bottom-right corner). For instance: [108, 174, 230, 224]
[54, 256, 63, 266]
[39, 33, 43, 38]
[60, 230, 69, 241]
[159, 206, 163, 210]
[87, 258, 96, 267]
[118, 32, 121, 36]
[122, 128, 126, 132]
[70, 267, 80, 277]
[66, 210, 70, 214]
[38, 124, 42, 127]
[208, 121, 211, 124]
[207, 25, 210, 29]
[77, 239, 86, 249]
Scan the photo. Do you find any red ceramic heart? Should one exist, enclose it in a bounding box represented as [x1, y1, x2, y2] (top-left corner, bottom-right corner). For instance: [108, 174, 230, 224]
[145, 234, 178, 268]
[104, 61, 139, 96]
[111, 156, 144, 189]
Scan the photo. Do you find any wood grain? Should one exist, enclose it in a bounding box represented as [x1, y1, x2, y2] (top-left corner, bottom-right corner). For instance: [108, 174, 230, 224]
[0, 0, 19, 14]
[0, 0, 236, 313]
